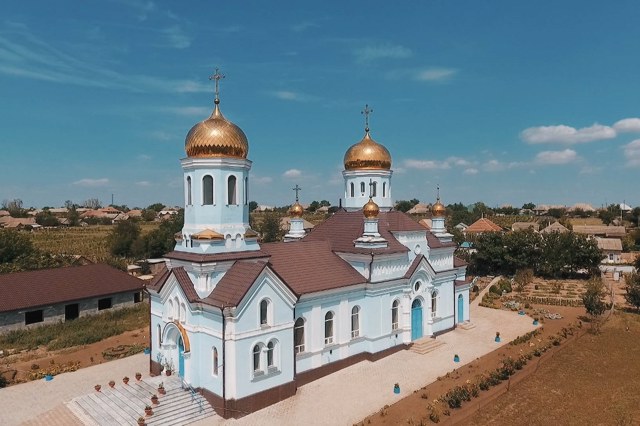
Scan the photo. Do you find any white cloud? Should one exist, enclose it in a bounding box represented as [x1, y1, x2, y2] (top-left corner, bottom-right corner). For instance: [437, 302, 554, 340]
[534, 149, 578, 165]
[291, 21, 319, 32]
[354, 43, 412, 63]
[283, 169, 302, 178]
[521, 123, 616, 144]
[483, 159, 505, 172]
[415, 67, 457, 82]
[464, 168, 478, 175]
[136, 181, 151, 187]
[163, 25, 191, 49]
[271, 91, 304, 101]
[404, 159, 451, 170]
[623, 139, 640, 167]
[73, 178, 109, 187]
[614, 118, 640, 133]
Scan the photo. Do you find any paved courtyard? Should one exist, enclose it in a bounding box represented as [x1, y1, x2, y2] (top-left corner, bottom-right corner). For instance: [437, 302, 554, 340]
[3, 287, 536, 426]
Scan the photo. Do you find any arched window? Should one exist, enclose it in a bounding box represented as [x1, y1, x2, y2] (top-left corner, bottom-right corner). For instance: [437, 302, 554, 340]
[391, 300, 399, 330]
[259, 299, 270, 326]
[267, 341, 275, 368]
[157, 324, 162, 347]
[294, 317, 305, 354]
[324, 312, 334, 345]
[431, 291, 438, 318]
[174, 298, 180, 321]
[213, 347, 218, 376]
[202, 175, 214, 205]
[383, 182, 387, 198]
[252, 344, 261, 372]
[180, 302, 186, 323]
[372, 182, 377, 197]
[186, 176, 192, 205]
[351, 306, 360, 338]
[227, 175, 237, 205]
[360, 182, 365, 194]
[350, 182, 355, 197]
[244, 177, 248, 205]
[168, 299, 174, 320]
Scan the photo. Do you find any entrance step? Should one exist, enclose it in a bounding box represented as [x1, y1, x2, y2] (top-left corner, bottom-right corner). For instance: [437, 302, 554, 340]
[409, 337, 446, 355]
[457, 321, 476, 331]
[67, 375, 216, 426]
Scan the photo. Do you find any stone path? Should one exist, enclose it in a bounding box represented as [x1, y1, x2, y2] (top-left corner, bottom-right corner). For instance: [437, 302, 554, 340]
[4, 294, 536, 426]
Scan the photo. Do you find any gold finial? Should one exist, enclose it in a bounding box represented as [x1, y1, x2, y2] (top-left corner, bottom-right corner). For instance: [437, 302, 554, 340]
[436, 184, 440, 202]
[292, 184, 302, 202]
[209, 67, 225, 105]
[361, 104, 373, 132]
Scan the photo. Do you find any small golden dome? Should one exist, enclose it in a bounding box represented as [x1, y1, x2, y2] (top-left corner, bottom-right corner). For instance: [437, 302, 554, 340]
[432, 200, 446, 217]
[344, 131, 392, 171]
[185, 103, 249, 158]
[363, 197, 380, 218]
[289, 202, 304, 218]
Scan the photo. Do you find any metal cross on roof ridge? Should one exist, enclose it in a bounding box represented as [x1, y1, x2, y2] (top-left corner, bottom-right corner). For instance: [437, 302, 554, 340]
[209, 67, 225, 103]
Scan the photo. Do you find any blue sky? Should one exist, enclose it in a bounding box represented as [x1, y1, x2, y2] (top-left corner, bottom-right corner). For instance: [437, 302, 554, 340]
[1, 0, 639, 209]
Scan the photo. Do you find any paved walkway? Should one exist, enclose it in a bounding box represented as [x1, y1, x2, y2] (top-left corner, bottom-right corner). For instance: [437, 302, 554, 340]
[4, 296, 536, 426]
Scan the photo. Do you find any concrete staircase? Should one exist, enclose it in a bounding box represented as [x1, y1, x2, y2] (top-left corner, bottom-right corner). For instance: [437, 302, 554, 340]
[457, 321, 476, 331]
[409, 337, 446, 355]
[67, 375, 216, 426]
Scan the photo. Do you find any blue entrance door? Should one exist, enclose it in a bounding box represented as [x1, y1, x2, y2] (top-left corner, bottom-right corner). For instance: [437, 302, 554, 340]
[458, 294, 464, 323]
[411, 299, 423, 341]
[178, 336, 185, 377]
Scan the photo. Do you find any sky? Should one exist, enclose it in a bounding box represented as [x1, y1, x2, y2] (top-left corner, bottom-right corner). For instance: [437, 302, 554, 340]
[1, 0, 639, 210]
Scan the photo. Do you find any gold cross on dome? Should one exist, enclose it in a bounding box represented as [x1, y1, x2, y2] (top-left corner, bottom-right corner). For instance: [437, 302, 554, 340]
[209, 68, 225, 103]
[361, 104, 373, 132]
[292, 184, 302, 202]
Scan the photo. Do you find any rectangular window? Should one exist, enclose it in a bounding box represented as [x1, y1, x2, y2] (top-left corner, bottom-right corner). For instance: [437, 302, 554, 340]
[134, 292, 142, 303]
[98, 297, 112, 310]
[65, 303, 79, 321]
[25, 309, 44, 325]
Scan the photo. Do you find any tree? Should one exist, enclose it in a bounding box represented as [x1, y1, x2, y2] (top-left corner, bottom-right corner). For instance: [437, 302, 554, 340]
[108, 221, 141, 257]
[35, 211, 60, 227]
[547, 208, 566, 219]
[395, 199, 419, 213]
[503, 229, 542, 274]
[0, 229, 34, 263]
[598, 209, 615, 225]
[582, 276, 607, 318]
[249, 201, 258, 212]
[84, 198, 102, 209]
[522, 202, 536, 210]
[141, 209, 157, 222]
[624, 272, 640, 312]
[308, 201, 320, 212]
[2, 198, 26, 217]
[67, 207, 80, 227]
[143, 211, 184, 258]
[259, 212, 283, 243]
[468, 232, 505, 275]
[514, 268, 534, 293]
[64, 200, 75, 209]
[147, 203, 165, 212]
[319, 200, 331, 207]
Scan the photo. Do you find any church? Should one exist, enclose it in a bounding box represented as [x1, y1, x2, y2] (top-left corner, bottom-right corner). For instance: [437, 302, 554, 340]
[147, 71, 471, 418]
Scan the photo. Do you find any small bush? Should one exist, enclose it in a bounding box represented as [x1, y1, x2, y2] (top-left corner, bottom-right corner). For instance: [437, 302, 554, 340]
[489, 284, 501, 295]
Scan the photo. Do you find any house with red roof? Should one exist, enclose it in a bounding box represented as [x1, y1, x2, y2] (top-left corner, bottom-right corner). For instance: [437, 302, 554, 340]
[147, 89, 470, 418]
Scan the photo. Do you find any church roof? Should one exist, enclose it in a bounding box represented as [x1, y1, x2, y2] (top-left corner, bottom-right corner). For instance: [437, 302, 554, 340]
[203, 261, 270, 307]
[164, 250, 270, 263]
[0, 264, 144, 313]
[262, 240, 365, 295]
[303, 209, 433, 254]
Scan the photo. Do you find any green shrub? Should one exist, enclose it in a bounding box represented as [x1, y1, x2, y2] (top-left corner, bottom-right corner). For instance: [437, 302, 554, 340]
[489, 285, 501, 295]
[497, 278, 512, 293]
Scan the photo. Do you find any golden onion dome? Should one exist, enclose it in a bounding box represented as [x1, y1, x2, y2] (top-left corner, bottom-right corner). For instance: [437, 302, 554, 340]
[432, 200, 446, 217]
[289, 202, 304, 218]
[363, 197, 380, 219]
[344, 130, 392, 171]
[185, 102, 249, 159]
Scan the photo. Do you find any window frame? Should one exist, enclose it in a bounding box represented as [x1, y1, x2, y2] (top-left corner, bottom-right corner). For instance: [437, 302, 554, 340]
[97, 297, 112, 311]
[431, 291, 438, 318]
[351, 305, 360, 339]
[391, 299, 399, 330]
[202, 175, 214, 205]
[294, 317, 305, 354]
[324, 311, 335, 345]
[25, 309, 44, 325]
[227, 175, 237, 205]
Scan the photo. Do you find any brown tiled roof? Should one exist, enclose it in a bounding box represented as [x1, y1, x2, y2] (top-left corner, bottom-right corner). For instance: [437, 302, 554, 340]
[0, 264, 144, 313]
[455, 278, 473, 287]
[202, 261, 269, 308]
[303, 210, 425, 254]
[465, 217, 503, 233]
[540, 222, 569, 234]
[573, 225, 626, 238]
[454, 256, 468, 267]
[173, 267, 200, 302]
[595, 237, 623, 251]
[262, 240, 365, 295]
[148, 264, 170, 291]
[426, 232, 456, 248]
[164, 250, 270, 263]
[403, 255, 424, 279]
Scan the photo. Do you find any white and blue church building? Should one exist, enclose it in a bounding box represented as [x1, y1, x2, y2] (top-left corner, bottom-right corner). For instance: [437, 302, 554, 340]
[147, 76, 471, 418]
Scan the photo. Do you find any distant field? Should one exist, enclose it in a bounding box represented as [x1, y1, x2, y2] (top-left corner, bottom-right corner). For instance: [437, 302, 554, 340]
[30, 222, 160, 261]
[568, 217, 604, 226]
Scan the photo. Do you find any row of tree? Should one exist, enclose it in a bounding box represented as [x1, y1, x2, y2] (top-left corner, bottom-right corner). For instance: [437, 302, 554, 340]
[465, 229, 604, 278]
[0, 229, 75, 273]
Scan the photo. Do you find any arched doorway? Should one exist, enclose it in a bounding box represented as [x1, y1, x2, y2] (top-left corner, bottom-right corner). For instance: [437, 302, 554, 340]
[458, 294, 464, 323]
[411, 298, 423, 341]
[178, 336, 185, 378]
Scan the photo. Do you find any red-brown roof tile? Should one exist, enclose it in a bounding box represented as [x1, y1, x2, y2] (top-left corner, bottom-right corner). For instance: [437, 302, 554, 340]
[262, 240, 365, 295]
[465, 217, 503, 233]
[454, 256, 468, 267]
[164, 250, 270, 263]
[403, 255, 424, 279]
[0, 264, 144, 313]
[202, 261, 269, 308]
[173, 267, 200, 303]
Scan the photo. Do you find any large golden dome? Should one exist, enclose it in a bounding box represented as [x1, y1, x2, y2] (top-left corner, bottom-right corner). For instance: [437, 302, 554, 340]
[432, 199, 446, 217]
[185, 102, 249, 158]
[344, 131, 392, 171]
[363, 197, 380, 218]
